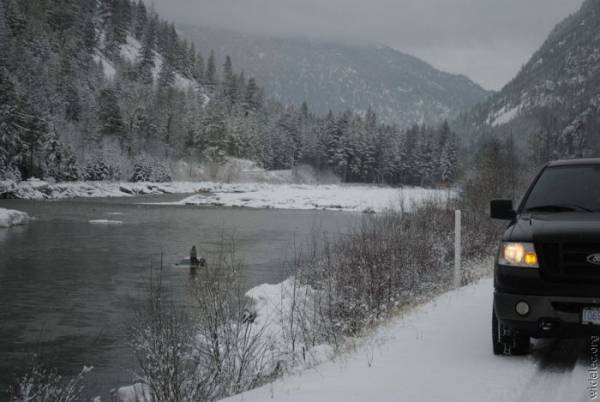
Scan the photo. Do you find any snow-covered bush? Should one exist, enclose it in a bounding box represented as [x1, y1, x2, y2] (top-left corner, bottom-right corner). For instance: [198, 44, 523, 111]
[0, 165, 22, 182]
[44, 133, 81, 182]
[84, 159, 121, 181]
[130, 161, 172, 183]
[130, 163, 152, 182]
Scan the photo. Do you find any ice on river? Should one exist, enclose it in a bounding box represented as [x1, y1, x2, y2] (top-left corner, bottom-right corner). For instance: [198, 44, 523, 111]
[0, 208, 30, 228]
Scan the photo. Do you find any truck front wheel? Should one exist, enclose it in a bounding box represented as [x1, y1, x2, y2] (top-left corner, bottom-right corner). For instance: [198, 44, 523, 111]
[492, 307, 530, 356]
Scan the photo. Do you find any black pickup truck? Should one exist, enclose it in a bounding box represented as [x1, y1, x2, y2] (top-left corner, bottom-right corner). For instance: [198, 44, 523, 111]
[491, 158, 600, 355]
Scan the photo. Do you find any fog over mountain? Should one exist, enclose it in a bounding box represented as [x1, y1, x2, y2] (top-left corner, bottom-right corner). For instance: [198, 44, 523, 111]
[455, 0, 600, 162]
[150, 0, 582, 90]
[180, 25, 490, 127]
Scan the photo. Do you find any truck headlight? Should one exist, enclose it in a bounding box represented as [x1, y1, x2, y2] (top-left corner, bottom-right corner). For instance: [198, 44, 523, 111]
[499, 242, 539, 268]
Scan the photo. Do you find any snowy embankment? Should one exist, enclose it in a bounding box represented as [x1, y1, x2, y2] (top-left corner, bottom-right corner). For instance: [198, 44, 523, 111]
[0, 178, 451, 213]
[151, 183, 451, 213]
[0, 208, 30, 228]
[0, 178, 210, 200]
[224, 278, 590, 402]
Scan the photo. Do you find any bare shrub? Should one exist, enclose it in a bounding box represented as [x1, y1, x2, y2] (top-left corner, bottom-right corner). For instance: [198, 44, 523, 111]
[128, 238, 274, 402]
[129, 279, 200, 402]
[291, 202, 456, 347]
[9, 361, 91, 402]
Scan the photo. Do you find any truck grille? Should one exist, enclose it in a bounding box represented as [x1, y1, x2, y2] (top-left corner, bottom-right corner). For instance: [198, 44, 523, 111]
[539, 242, 600, 282]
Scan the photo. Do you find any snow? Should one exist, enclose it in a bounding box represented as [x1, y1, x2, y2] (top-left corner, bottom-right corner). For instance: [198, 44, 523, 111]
[120, 35, 142, 63]
[115, 383, 152, 402]
[0, 208, 30, 228]
[490, 105, 520, 127]
[0, 179, 451, 213]
[111, 34, 199, 92]
[93, 52, 116, 80]
[246, 279, 336, 369]
[150, 183, 452, 213]
[222, 278, 590, 402]
[149, 49, 198, 92]
[173, 72, 198, 92]
[0, 179, 209, 200]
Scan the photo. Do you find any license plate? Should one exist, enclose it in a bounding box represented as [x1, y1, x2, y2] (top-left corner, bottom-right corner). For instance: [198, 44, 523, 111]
[582, 308, 600, 325]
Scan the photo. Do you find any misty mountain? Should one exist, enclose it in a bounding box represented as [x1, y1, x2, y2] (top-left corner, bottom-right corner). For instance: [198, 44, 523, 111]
[456, 0, 600, 160]
[179, 25, 491, 127]
[0, 0, 460, 187]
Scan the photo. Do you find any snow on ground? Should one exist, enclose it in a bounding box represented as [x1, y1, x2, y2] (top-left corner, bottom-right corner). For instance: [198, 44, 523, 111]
[489, 105, 521, 127]
[0, 178, 451, 213]
[96, 33, 199, 92]
[149, 47, 198, 92]
[120, 35, 141, 63]
[93, 52, 116, 80]
[115, 383, 152, 402]
[153, 183, 451, 213]
[0, 179, 208, 200]
[246, 279, 336, 368]
[0, 208, 30, 228]
[223, 278, 592, 402]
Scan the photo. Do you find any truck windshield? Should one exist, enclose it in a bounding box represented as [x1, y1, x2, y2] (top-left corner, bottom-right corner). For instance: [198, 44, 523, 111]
[523, 165, 600, 213]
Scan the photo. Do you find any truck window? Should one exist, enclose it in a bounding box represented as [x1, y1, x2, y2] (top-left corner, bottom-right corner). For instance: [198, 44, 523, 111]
[522, 165, 600, 212]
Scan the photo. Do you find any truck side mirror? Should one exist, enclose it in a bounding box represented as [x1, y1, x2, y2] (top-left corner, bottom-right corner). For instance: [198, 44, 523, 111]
[490, 199, 515, 220]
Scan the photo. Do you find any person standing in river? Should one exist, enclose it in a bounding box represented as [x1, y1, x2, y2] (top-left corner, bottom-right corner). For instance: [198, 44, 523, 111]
[190, 245, 200, 267]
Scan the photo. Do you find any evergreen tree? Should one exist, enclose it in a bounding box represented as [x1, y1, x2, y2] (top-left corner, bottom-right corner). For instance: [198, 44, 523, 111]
[0, 0, 12, 63]
[133, 0, 148, 40]
[138, 15, 157, 84]
[0, 68, 23, 174]
[205, 49, 217, 89]
[97, 88, 125, 137]
[193, 50, 204, 82]
[244, 77, 261, 112]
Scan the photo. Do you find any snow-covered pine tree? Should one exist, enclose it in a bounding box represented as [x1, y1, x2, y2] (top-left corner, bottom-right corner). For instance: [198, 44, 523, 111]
[97, 88, 126, 138]
[0, 67, 23, 178]
[138, 14, 157, 85]
[205, 49, 217, 90]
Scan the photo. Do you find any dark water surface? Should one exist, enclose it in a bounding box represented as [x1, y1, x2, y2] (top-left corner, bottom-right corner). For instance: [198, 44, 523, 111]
[0, 195, 357, 399]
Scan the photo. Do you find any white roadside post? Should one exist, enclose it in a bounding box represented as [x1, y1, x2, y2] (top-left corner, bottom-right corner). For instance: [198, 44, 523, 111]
[454, 210, 462, 288]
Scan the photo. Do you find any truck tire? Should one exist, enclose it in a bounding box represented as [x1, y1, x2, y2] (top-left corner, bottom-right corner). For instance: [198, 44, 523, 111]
[492, 307, 504, 355]
[492, 308, 530, 356]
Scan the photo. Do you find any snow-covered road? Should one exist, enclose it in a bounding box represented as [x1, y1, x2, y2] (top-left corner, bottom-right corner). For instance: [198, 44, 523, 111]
[223, 279, 593, 402]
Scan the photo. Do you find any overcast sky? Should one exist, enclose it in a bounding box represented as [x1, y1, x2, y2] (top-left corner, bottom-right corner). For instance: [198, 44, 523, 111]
[150, 0, 583, 90]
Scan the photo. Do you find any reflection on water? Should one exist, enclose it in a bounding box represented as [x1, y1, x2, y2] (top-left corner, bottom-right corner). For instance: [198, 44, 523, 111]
[0, 196, 356, 399]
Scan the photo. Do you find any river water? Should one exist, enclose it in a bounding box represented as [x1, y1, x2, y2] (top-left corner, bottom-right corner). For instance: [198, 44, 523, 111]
[0, 195, 357, 400]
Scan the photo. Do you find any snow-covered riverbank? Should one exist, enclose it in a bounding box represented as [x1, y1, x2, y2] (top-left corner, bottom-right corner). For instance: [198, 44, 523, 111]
[0, 179, 452, 213]
[147, 183, 452, 213]
[0, 178, 210, 200]
[0, 208, 30, 228]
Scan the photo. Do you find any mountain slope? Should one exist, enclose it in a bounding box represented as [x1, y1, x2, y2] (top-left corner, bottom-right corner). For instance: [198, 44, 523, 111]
[456, 0, 600, 158]
[180, 25, 491, 127]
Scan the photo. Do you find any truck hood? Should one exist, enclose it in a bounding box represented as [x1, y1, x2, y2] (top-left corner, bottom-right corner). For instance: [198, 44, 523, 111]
[507, 212, 600, 242]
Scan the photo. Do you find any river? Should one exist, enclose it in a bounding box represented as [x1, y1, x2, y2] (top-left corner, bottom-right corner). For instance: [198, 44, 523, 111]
[0, 195, 358, 400]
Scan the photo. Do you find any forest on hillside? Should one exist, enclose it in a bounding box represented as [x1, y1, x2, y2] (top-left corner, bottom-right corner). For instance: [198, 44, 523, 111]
[0, 0, 459, 187]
